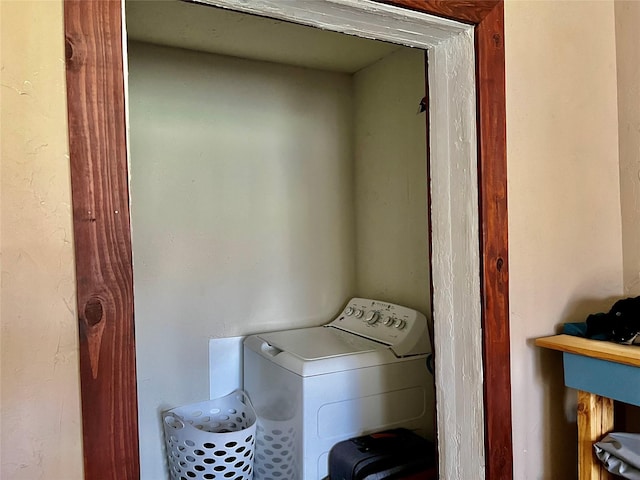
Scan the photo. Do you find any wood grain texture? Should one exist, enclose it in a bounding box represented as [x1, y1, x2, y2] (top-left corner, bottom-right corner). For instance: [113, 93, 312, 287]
[474, 3, 513, 480]
[577, 391, 614, 480]
[64, 1, 140, 479]
[378, 0, 500, 24]
[536, 335, 640, 368]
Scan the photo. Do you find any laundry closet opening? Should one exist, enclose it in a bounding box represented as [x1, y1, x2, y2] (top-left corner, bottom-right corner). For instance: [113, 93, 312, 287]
[124, 1, 471, 479]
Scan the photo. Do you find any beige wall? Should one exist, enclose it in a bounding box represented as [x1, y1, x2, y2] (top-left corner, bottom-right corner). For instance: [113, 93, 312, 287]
[506, 1, 623, 478]
[2, 1, 637, 479]
[615, 0, 640, 433]
[0, 1, 84, 479]
[616, 0, 640, 296]
[353, 48, 431, 318]
[127, 41, 356, 479]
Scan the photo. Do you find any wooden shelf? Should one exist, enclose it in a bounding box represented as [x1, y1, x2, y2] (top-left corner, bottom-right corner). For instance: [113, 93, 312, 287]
[536, 334, 640, 480]
[535, 334, 640, 368]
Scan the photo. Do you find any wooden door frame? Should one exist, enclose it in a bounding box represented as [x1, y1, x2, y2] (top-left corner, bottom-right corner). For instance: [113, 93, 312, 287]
[64, 1, 510, 479]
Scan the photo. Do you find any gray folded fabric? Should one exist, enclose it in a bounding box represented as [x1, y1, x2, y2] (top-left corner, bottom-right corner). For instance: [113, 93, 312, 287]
[594, 432, 640, 479]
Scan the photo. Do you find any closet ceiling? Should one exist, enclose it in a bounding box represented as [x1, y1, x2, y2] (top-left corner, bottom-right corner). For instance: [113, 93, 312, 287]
[125, 0, 402, 73]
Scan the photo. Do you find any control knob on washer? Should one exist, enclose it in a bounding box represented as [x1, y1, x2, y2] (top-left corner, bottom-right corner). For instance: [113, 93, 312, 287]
[394, 318, 407, 329]
[354, 309, 364, 318]
[345, 307, 354, 316]
[365, 311, 380, 325]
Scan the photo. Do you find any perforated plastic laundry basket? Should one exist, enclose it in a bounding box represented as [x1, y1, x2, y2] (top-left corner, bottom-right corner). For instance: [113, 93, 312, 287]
[253, 417, 298, 480]
[163, 390, 257, 480]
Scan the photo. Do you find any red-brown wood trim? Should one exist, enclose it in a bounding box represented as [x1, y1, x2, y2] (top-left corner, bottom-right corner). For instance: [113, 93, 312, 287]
[383, 1, 512, 478]
[64, 1, 140, 479]
[475, 3, 513, 480]
[379, 0, 500, 24]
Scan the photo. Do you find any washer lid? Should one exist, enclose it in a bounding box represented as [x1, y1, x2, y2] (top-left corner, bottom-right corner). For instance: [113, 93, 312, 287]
[257, 326, 383, 361]
[245, 327, 420, 377]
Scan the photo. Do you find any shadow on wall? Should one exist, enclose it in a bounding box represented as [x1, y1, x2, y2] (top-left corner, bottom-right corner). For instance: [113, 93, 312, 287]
[535, 346, 578, 479]
[560, 296, 624, 326]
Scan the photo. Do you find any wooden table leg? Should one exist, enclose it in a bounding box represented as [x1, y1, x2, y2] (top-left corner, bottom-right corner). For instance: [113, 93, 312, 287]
[577, 390, 614, 480]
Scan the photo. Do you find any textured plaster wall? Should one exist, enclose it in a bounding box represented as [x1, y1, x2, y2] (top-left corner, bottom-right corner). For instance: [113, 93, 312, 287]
[0, 1, 84, 479]
[506, 1, 623, 478]
[616, 0, 640, 296]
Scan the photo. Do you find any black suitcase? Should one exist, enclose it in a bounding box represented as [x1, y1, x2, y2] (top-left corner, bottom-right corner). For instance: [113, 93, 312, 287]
[328, 428, 436, 480]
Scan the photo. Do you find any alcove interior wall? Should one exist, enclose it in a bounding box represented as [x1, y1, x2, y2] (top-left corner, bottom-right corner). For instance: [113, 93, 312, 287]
[125, 2, 431, 477]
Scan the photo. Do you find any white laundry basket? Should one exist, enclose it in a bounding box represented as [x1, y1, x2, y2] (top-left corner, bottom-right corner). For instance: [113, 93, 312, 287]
[163, 390, 257, 480]
[253, 417, 298, 480]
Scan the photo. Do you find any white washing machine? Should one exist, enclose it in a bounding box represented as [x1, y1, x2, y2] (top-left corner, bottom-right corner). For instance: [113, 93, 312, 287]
[243, 298, 433, 480]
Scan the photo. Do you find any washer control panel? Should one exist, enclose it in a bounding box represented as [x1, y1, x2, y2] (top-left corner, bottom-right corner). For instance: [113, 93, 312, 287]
[327, 298, 431, 357]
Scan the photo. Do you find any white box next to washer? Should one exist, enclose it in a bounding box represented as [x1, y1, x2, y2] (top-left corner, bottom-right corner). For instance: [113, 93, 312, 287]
[242, 297, 434, 480]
